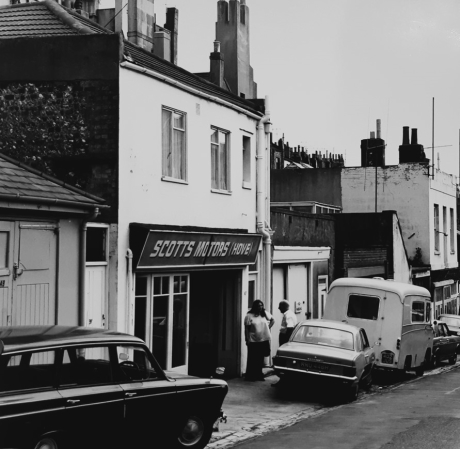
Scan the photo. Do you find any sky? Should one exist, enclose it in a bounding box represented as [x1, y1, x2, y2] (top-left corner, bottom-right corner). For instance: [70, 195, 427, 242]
[150, 0, 460, 176]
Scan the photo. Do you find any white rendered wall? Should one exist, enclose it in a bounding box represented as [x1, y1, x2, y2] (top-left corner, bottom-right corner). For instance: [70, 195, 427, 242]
[115, 67, 260, 332]
[429, 170, 458, 271]
[392, 214, 411, 283]
[342, 164, 430, 266]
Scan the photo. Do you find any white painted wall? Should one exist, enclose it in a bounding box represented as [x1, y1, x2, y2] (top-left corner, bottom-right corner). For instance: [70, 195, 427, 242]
[342, 164, 430, 266]
[392, 213, 411, 283]
[429, 170, 457, 271]
[115, 66, 260, 332]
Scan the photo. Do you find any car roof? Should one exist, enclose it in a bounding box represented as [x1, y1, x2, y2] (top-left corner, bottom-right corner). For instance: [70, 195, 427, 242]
[329, 277, 431, 298]
[0, 325, 144, 354]
[297, 319, 360, 333]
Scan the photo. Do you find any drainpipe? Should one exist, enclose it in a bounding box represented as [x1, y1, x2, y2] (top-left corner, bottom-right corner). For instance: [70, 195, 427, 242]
[79, 207, 100, 326]
[256, 96, 272, 308]
[126, 249, 134, 335]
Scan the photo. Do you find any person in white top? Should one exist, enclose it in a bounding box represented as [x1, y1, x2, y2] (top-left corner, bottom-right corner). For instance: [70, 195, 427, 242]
[278, 300, 297, 346]
[244, 300, 275, 381]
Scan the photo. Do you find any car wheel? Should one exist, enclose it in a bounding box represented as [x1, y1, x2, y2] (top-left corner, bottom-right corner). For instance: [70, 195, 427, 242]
[448, 354, 457, 365]
[34, 438, 58, 449]
[176, 414, 212, 449]
[432, 354, 439, 368]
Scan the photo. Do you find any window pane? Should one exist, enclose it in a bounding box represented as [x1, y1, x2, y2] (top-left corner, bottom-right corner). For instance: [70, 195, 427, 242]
[211, 143, 219, 189]
[173, 112, 184, 130]
[292, 326, 354, 350]
[172, 293, 187, 368]
[0, 232, 8, 269]
[412, 301, 425, 322]
[152, 296, 168, 369]
[172, 129, 185, 179]
[347, 295, 380, 320]
[162, 109, 172, 176]
[211, 128, 219, 143]
[86, 227, 107, 262]
[0, 351, 56, 392]
[116, 346, 158, 382]
[219, 135, 228, 190]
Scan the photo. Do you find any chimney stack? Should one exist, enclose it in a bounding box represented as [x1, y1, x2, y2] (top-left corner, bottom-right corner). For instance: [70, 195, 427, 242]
[210, 41, 225, 88]
[402, 126, 410, 145]
[411, 128, 418, 145]
[376, 119, 381, 139]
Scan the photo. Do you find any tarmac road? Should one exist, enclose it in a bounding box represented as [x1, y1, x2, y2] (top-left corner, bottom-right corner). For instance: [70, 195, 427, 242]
[229, 365, 460, 449]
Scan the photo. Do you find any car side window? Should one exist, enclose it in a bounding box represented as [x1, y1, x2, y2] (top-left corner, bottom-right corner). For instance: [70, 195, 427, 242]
[115, 346, 159, 382]
[360, 330, 370, 349]
[59, 346, 112, 387]
[0, 350, 56, 392]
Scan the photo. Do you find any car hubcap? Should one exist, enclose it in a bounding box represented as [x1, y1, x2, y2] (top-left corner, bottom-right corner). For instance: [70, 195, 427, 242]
[35, 438, 57, 449]
[179, 416, 204, 446]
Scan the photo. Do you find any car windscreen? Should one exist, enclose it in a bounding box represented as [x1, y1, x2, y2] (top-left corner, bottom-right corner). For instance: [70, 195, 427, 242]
[441, 316, 460, 329]
[292, 325, 354, 350]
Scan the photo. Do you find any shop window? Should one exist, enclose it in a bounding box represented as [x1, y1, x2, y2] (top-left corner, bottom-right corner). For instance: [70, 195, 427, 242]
[411, 301, 425, 322]
[444, 285, 451, 300]
[242, 135, 251, 186]
[347, 295, 379, 320]
[211, 127, 230, 192]
[434, 204, 440, 252]
[135, 277, 148, 342]
[86, 227, 107, 262]
[162, 107, 187, 181]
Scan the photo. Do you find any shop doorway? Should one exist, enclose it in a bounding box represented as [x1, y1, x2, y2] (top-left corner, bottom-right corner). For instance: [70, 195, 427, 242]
[189, 270, 241, 379]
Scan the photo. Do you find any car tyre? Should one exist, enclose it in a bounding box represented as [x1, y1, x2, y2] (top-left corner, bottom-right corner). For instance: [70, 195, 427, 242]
[34, 438, 58, 449]
[176, 414, 213, 449]
[432, 354, 439, 368]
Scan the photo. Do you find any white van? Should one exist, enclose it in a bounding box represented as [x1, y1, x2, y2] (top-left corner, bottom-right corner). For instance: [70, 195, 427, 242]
[323, 278, 433, 375]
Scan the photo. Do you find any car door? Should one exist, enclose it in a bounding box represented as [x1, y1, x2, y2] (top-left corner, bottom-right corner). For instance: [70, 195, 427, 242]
[115, 344, 178, 446]
[441, 324, 457, 359]
[0, 349, 64, 449]
[433, 323, 448, 362]
[56, 344, 125, 448]
[359, 329, 374, 381]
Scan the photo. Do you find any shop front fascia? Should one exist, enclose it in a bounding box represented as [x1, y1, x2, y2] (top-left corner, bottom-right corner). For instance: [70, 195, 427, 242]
[129, 225, 262, 378]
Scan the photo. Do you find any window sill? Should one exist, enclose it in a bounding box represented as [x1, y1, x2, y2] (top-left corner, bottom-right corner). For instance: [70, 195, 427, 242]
[242, 181, 252, 190]
[161, 176, 188, 185]
[451, 251, 456, 255]
[434, 251, 441, 255]
[211, 188, 232, 195]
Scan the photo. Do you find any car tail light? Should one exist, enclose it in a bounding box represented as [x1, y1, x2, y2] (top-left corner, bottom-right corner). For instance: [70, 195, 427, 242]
[396, 338, 401, 350]
[274, 357, 286, 367]
[343, 367, 356, 377]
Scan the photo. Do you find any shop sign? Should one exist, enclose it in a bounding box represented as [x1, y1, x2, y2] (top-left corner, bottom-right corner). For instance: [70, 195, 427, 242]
[136, 231, 262, 269]
[413, 270, 430, 279]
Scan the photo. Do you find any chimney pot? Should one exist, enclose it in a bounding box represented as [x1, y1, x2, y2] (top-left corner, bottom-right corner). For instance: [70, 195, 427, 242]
[214, 40, 220, 53]
[402, 126, 410, 145]
[377, 119, 381, 139]
[411, 128, 418, 145]
[370, 131, 375, 139]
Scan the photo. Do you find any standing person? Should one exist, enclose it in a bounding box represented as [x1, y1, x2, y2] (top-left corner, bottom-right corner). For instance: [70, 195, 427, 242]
[244, 300, 275, 381]
[278, 300, 298, 346]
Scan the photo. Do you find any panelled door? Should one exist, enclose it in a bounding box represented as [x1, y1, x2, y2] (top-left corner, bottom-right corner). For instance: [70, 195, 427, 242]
[0, 221, 57, 326]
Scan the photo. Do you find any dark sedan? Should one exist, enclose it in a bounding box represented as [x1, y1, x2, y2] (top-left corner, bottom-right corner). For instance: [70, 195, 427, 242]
[0, 325, 227, 449]
[432, 320, 460, 366]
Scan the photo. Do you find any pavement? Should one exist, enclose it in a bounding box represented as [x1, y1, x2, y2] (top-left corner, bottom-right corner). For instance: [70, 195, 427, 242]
[206, 363, 460, 449]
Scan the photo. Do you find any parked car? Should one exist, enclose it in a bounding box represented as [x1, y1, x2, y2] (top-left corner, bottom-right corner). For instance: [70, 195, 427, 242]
[432, 320, 460, 366]
[323, 278, 433, 375]
[273, 319, 375, 402]
[438, 314, 460, 336]
[0, 325, 228, 449]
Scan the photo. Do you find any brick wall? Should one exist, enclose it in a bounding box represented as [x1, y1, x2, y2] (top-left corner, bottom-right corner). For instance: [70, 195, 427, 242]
[0, 79, 119, 222]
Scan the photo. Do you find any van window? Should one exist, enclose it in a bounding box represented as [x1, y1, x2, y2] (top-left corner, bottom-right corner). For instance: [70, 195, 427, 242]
[347, 295, 379, 320]
[426, 302, 432, 323]
[412, 301, 425, 322]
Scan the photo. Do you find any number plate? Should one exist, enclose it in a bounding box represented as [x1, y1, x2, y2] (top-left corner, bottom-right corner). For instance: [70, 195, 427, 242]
[299, 361, 329, 372]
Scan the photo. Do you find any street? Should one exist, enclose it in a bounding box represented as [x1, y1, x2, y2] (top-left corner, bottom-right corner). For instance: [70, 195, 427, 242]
[209, 364, 460, 449]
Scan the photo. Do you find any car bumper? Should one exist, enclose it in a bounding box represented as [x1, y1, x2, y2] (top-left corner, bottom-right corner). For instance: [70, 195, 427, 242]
[274, 365, 358, 384]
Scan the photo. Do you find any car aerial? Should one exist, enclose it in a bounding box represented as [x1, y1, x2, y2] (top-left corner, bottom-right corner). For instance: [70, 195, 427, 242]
[438, 314, 460, 336]
[432, 320, 460, 367]
[273, 319, 375, 402]
[0, 325, 228, 449]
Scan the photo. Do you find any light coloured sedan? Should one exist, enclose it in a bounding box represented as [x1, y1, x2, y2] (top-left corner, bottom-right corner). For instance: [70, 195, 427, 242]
[273, 319, 375, 401]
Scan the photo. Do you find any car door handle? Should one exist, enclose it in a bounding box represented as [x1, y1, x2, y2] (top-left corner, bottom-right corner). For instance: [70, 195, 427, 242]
[67, 399, 81, 405]
[125, 392, 137, 397]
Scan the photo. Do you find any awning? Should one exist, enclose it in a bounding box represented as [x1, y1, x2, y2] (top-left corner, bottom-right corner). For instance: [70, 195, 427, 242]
[129, 224, 262, 271]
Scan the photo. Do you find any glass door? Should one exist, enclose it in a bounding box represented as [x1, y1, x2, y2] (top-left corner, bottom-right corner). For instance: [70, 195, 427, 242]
[135, 274, 189, 374]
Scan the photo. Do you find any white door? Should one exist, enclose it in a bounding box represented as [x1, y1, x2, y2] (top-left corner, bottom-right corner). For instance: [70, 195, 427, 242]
[318, 276, 328, 318]
[288, 264, 308, 320]
[85, 266, 107, 328]
[0, 221, 57, 326]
